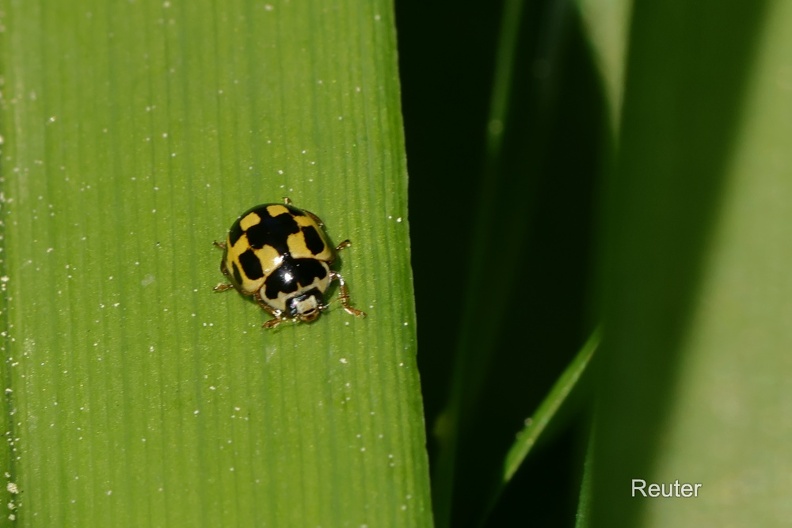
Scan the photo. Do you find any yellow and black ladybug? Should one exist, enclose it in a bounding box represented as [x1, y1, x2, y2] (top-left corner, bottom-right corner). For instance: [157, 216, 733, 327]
[214, 198, 365, 329]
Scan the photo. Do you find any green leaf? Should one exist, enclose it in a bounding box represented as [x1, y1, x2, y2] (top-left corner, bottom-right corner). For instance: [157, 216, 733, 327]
[480, 327, 600, 526]
[592, 1, 792, 526]
[574, 433, 594, 528]
[0, 0, 432, 526]
[501, 327, 598, 484]
[576, 0, 631, 123]
[428, 1, 528, 525]
[423, 0, 610, 524]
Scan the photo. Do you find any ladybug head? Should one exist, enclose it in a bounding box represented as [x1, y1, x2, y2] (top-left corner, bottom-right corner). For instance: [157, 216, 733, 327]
[286, 288, 326, 323]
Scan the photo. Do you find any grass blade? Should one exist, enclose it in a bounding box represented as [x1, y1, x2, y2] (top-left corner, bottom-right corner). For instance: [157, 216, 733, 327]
[479, 327, 600, 526]
[501, 327, 599, 483]
[0, 0, 431, 526]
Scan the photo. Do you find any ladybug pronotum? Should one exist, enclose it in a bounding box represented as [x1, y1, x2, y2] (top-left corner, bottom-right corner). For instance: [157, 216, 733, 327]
[214, 198, 366, 329]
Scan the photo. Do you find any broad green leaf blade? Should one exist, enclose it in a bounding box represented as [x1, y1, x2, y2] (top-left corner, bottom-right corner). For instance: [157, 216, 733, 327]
[636, 4, 792, 525]
[0, 0, 432, 526]
[592, 1, 788, 526]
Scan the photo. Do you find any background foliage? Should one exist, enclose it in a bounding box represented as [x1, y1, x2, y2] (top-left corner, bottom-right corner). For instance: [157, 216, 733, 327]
[399, 0, 792, 526]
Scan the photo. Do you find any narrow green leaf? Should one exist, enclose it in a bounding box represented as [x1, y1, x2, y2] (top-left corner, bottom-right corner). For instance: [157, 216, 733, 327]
[429, 0, 610, 524]
[501, 327, 598, 484]
[0, 0, 431, 526]
[430, 1, 527, 524]
[429, 1, 610, 524]
[574, 430, 594, 528]
[479, 328, 600, 526]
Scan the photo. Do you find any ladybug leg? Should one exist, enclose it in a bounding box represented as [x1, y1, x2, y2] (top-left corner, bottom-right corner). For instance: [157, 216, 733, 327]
[254, 295, 291, 329]
[262, 317, 290, 329]
[282, 196, 292, 205]
[213, 240, 227, 250]
[335, 239, 351, 252]
[330, 270, 366, 318]
[213, 251, 234, 292]
[212, 249, 234, 292]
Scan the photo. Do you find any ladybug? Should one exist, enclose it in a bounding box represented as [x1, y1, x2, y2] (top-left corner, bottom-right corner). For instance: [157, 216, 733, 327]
[214, 198, 366, 329]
